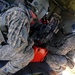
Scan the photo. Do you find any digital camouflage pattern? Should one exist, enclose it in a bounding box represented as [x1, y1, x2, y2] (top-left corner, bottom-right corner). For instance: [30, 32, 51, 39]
[46, 35, 75, 74]
[0, 1, 75, 75]
[0, 4, 34, 74]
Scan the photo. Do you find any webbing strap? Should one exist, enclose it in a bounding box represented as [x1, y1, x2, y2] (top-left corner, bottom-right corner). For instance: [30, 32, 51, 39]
[0, 13, 6, 27]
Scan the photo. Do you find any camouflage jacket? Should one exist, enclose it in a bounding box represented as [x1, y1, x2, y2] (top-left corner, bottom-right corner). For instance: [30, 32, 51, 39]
[0, 3, 34, 74]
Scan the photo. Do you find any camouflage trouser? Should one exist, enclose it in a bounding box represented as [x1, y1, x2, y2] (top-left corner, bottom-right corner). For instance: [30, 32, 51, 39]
[46, 54, 67, 74]
[46, 35, 75, 73]
[0, 45, 34, 73]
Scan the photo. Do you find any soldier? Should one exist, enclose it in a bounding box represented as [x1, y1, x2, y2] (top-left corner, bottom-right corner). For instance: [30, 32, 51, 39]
[0, 0, 49, 75]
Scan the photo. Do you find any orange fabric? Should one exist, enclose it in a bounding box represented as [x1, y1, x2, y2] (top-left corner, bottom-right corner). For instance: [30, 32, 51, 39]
[31, 45, 48, 62]
[30, 10, 37, 19]
[30, 10, 37, 25]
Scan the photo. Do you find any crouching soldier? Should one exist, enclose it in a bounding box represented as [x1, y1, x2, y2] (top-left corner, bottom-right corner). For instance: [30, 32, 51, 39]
[0, 0, 49, 75]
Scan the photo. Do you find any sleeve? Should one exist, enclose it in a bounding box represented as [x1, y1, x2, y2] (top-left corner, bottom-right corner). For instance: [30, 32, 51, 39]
[47, 35, 75, 55]
[0, 7, 34, 74]
[56, 35, 75, 55]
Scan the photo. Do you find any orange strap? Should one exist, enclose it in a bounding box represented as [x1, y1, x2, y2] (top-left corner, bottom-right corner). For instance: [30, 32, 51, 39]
[31, 45, 48, 62]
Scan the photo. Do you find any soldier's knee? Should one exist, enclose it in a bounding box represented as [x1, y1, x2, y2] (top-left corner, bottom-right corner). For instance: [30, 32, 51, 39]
[46, 54, 67, 72]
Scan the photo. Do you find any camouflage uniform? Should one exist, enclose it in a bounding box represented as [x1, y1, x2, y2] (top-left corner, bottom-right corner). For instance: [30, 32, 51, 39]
[46, 35, 75, 74]
[0, 3, 34, 75]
